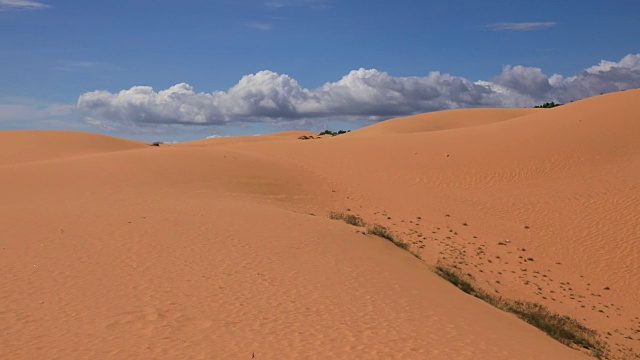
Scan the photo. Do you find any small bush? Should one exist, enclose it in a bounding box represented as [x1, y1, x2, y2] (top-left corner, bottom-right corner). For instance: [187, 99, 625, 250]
[534, 102, 563, 108]
[328, 211, 365, 227]
[318, 129, 350, 136]
[367, 224, 395, 242]
[394, 240, 410, 250]
[434, 266, 478, 296]
[149, 141, 162, 146]
[367, 224, 412, 251]
[329, 215, 420, 257]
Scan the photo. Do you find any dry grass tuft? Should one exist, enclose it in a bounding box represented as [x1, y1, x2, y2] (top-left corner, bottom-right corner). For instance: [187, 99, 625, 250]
[435, 264, 608, 359]
[367, 224, 412, 251]
[328, 211, 365, 227]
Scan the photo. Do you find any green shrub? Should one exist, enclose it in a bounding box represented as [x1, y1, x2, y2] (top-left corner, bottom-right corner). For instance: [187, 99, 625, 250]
[318, 129, 350, 136]
[534, 102, 563, 108]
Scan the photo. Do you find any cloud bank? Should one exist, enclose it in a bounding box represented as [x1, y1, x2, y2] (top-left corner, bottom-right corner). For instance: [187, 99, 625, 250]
[77, 54, 640, 127]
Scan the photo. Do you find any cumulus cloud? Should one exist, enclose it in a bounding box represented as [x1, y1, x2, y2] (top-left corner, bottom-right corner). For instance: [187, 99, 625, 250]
[487, 22, 556, 31]
[0, 0, 50, 10]
[77, 54, 640, 128]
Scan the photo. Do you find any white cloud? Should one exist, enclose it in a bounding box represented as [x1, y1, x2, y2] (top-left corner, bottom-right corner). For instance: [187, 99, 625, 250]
[206, 134, 230, 139]
[266, 0, 329, 9]
[0, 101, 74, 121]
[52, 60, 116, 72]
[493, 65, 552, 99]
[76, 54, 640, 128]
[82, 117, 117, 131]
[243, 22, 273, 30]
[0, 98, 81, 132]
[584, 54, 640, 74]
[0, 0, 50, 10]
[266, 1, 289, 8]
[487, 22, 556, 31]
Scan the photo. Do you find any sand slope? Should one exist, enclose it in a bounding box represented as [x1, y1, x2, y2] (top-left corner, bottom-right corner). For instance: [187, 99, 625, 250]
[223, 89, 640, 358]
[345, 108, 541, 136]
[3, 89, 639, 359]
[0, 130, 147, 166]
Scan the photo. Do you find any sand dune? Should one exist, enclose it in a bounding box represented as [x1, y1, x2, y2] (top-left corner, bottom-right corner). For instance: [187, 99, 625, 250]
[2, 90, 639, 359]
[180, 130, 318, 147]
[346, 108, 541, 136]
[0, 130, 147, 166]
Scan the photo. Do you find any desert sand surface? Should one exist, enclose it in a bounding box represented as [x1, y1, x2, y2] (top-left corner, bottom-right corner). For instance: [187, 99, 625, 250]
[2, 90, 639, 359]
[347, 108, 542, 137]
[0, 130, 147, 166]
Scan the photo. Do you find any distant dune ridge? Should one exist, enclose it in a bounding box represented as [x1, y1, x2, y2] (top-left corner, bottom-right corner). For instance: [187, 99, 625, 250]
[2, 89, 639, 359]
[0, 130, 146, 165]
[344, 108, 542, 136]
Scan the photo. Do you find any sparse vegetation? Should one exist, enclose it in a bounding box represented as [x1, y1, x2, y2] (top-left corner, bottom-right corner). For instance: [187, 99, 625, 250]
[534, 102, 563, 108]
[367, 224, 410, 250]
[434, 264, 608, 358]
[319, 129, 350, 136]
[328, 211, 365, 227]
[366, 224, 395, 242]
[327, 214, 419, 257]
[509, 301, 605, 357]
[435, 265, 478, 295]
[149, 141, 162, 146]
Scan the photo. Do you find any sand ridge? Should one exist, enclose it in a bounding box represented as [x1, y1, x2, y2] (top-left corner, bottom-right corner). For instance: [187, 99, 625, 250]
[0, 130, 147, 166]
[345, 108, 541, 137]
[2, 89, 639, 359]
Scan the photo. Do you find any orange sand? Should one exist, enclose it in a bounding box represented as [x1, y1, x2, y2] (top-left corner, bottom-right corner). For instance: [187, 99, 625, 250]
[2, 89, 639, 359]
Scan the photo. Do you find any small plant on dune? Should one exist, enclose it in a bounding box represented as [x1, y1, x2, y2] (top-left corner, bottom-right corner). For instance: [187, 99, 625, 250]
[367, 224, 410, 251]
[149, 141, 162, 146]
[367, 224, 395, 241]
[507, 301, 606, 358]
[534, 102, 563, 108]
[435, 265, 478, 296]
[329, 214, 422, 258]
[328, 211, 366, 227]
[434, 264, 608, 359]
[318, 129, 350, 136]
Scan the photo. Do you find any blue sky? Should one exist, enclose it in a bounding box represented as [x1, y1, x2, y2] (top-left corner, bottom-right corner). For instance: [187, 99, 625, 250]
[1, 0, 639, 141]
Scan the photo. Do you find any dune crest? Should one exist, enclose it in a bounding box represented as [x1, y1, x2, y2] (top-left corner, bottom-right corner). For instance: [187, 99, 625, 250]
[0, 130, 147, 165]
[346, 108, 541, 136]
